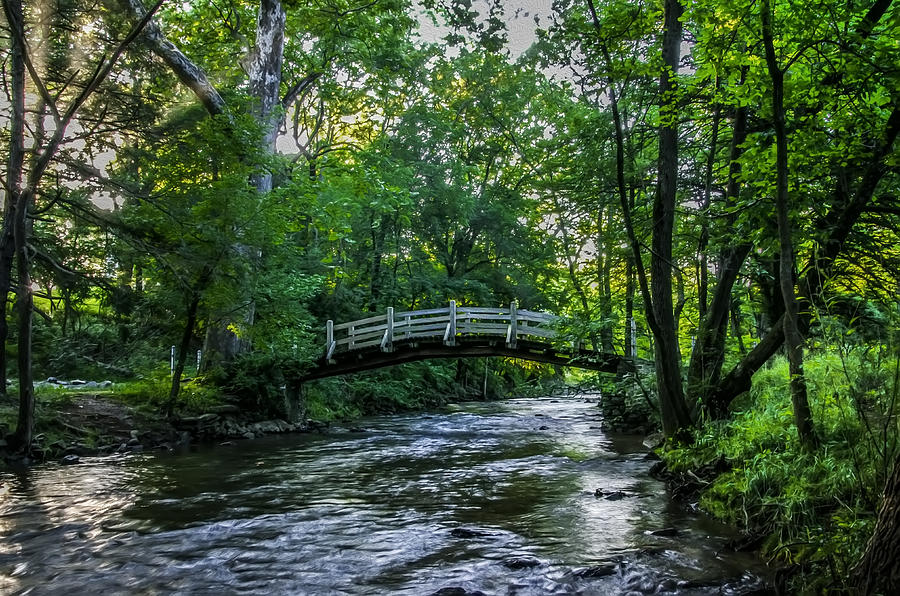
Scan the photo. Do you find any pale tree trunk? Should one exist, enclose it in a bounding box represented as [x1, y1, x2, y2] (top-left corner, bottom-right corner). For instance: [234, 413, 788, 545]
[202, 0, 286, 366]
[761, 0, 817, 449]
[649, 0, 692, 437]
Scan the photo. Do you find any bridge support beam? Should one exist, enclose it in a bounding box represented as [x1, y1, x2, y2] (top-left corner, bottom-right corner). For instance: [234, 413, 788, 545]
[326, 320, 336, 361]
[444, 300, 457, 346]
[506, 300, 518, 348]
[381, 307, 394, 352]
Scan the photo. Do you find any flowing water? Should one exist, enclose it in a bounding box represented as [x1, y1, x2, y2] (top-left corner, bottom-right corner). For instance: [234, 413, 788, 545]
[0, 397, 770, 595]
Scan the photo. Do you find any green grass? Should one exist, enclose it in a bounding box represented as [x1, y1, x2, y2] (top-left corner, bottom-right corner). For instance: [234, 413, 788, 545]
[663, 350, 898, 592]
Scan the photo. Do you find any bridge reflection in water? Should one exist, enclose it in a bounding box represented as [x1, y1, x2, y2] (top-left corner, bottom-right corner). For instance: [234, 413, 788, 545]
[299, 301, 632, 382]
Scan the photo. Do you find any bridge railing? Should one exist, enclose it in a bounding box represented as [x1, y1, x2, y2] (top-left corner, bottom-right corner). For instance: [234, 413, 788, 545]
[325, 301, 558, 360]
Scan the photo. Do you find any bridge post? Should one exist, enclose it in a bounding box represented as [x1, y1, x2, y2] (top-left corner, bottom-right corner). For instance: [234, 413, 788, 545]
[382, 307, 394, 352]
[326, 320, 336, 360]
[445, 300, 457, 346]
[507, 300, 518, 348]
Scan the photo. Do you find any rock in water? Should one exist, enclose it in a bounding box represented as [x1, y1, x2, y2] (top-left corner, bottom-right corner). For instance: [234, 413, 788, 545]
[594, 489, 629, 500]
[60, 454, 80, 465]
[431, 589, 487, 596]
[642, 432, 665, 450]
[503, 556, 542, 569]
[449, 527, 496, 539]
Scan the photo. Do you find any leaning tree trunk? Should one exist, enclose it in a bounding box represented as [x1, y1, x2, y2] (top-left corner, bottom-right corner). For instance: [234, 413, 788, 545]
[704, 6, 900, 416]
[167, 293, 202, 410]
[854, 449, 900, 594]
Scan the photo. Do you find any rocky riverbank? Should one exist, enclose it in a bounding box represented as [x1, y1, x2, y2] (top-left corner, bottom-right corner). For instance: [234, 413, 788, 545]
[1, 392, 326, 468]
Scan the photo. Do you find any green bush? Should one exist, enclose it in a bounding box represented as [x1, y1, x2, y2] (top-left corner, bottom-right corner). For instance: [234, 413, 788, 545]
[663, 350, 899, 591]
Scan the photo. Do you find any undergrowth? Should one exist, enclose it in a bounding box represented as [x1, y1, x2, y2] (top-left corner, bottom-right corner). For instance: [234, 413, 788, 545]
[663, 349, 899, 593]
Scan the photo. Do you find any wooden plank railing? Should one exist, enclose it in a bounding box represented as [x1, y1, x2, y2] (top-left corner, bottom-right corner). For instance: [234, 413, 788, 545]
[324, 301, 558, 359]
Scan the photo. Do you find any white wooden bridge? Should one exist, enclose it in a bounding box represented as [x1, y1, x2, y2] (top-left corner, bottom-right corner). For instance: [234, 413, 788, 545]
[298, 301, 631, 381]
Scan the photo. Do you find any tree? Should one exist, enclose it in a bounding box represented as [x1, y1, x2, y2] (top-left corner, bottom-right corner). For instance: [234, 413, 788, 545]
[1, 0, 160, 452]
[759, 0, 817, 448]
[854, 449, 900, 594]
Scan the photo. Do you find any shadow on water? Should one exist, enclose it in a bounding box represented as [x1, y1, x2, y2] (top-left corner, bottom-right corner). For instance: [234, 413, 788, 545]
[0, 397, 772, 595]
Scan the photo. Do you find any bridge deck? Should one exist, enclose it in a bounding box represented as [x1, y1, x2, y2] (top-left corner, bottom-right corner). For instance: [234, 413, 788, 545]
[299, 301, 634, 382]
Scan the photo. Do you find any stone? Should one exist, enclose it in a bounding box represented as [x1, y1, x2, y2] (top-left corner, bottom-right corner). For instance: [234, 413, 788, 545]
[100, 380, 113, 388]
[431, 589, 486, 596]
[70, 379, 87, 385]
[242, 431, 255, 440]
[82, 381, 99, 388]
[594, 489, 629, 501]
[0, 439, 7, 449]
[502, 556, 541, 570]
[130, 430, 140, 440]
[127, 438, 140, 446]
[643, 432, 665, 450]
[449, 527, 496, 539]
[60, 454, 80, 465]
[198, 413, 219, 424]
[127, 444, 144, 453]
[209, 404, 241, 414]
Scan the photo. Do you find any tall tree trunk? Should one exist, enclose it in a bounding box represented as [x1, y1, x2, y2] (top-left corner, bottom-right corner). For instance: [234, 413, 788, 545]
[624, 248, 636, 358]
[0, 0, 25, 401]
[369, 215, 387, 311]
[556, 212, 597, 348]
[650, 0, 692, 436]
[686, 99, 751, 416]
[697, 86, 721, 321]
[12, 188, 34, 452]
[203, 0, 286, 365]
[597, 206, 614, 352]
[2, 0, 158, 450]
[3, 0, 28, 448]
[762, 0, 817, 449]
[854, 450, 900, 594]
[167, 293, 202, 409]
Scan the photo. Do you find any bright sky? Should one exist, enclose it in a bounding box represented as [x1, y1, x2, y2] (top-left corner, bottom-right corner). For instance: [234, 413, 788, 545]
[415, 0, 554, 58]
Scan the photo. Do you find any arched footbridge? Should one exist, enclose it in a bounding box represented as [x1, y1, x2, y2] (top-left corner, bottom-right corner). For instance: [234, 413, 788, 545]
[299, 301, 639, 382]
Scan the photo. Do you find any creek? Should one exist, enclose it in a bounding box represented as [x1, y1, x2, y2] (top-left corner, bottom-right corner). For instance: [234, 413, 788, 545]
[0, 396, 770, 595]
